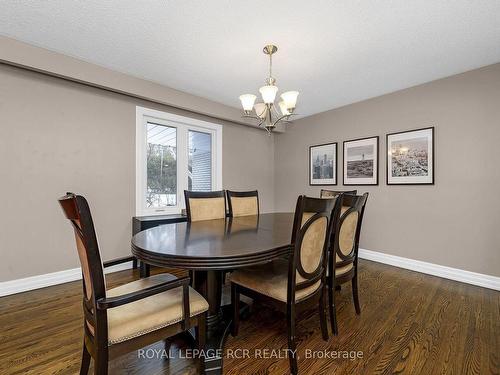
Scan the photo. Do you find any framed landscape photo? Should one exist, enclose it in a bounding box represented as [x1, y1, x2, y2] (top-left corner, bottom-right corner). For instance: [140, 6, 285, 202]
[309, 142, 337, 185]
[386, 127, 434, 185]
[343, 136, 379, 185]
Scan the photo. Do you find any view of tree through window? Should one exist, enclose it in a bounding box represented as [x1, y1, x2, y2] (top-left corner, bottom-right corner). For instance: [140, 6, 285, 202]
[188, 130, 212, 191]
[146, 123, 177, 208]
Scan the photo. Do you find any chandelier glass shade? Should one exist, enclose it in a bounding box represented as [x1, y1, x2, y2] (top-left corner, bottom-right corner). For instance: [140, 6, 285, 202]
[259, 85, 279, 104]
[239, 44, 299, 133]
[239, 94, 257, 111]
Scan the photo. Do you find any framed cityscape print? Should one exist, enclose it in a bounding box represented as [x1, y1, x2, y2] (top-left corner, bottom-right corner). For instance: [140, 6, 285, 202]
[309, 142, 337, 185]
[386, 127, 434, 185]
[343, 136, 379, 185]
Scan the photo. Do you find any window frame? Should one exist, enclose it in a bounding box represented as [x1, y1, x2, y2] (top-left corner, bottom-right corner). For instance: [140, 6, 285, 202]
[136, 106, 223, 216]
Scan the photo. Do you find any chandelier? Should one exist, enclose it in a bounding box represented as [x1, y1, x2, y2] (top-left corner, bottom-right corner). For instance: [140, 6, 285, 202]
[239, 44, 299, 133]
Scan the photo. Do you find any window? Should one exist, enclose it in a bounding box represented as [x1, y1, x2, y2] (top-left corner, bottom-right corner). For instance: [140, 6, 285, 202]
[136, 107, 222, 216]
[146, 123, 177, 208]
[188, 130, 212, 191]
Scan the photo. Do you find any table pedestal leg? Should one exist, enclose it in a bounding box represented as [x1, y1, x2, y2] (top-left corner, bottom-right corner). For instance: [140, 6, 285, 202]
[193, 270, 230, 375]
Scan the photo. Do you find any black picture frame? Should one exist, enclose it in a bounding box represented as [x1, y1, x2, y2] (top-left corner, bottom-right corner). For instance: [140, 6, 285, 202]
[386, 126, 435, 185]
[309, 142, 338, 186]
[343, 136, 379, 186]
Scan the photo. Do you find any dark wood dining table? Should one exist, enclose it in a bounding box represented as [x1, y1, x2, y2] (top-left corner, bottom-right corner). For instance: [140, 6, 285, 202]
[131, 212, 295, 375]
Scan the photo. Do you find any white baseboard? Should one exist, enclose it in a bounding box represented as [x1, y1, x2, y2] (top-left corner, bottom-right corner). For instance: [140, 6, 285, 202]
[2, 250, 499, 297]
[0, 262, 133, 297]
[359, 248, 500, 291]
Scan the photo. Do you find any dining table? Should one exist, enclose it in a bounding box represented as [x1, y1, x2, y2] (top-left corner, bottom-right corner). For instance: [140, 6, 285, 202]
[131, 212, 295, 375]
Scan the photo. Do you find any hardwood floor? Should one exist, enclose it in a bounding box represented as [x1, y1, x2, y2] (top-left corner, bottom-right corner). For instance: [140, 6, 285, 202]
[0, 260, 498, 374]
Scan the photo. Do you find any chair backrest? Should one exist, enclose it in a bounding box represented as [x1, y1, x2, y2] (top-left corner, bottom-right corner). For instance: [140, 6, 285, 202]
[58, 193, 106, 338]
[288, 195, 343, 302]
[331, 193, 369, 272]
[226, 190, 259, 217]
[184, 190, 226, 222]
[320, 189, 357, 198]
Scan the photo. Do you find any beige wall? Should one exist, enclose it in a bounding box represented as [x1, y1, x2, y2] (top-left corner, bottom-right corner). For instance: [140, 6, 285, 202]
[2, 60, 499, 283]
[0, 35, 267, 129]
[0, 64, 275, 281]
[274, 63, 500, 277]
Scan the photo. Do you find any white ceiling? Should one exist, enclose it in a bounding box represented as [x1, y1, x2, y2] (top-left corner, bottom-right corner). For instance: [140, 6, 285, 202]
[1, 1, 499, 117]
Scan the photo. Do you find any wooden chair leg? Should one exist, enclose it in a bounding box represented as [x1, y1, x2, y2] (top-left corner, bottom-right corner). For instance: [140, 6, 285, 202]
[286, 305, 298, 375]
[164, 338, 172, 357]
[80, 340, 91, 375]
[94, 347, 108, 375]
[328, 277, 338, 335]
[196, 314, 206, 374]
[319, 286, 329, 341]
[352, 275, 361, 315]
[231, 283, 240, 337]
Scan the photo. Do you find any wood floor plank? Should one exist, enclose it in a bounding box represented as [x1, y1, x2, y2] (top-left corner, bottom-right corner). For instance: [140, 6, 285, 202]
[0, 260, 498, 374]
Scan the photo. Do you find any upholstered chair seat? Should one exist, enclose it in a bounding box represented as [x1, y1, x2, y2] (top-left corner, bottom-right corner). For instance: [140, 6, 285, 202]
[106, 274, 209, 344]
[335, 263, 353, 276]
[230, 259, 321, 303]
[327, 257, 354, 277]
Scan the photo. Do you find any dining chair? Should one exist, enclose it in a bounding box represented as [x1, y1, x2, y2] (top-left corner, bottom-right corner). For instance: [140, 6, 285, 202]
[226, 190, 259, 217]
[184, 190, 227, 222]
[320, 189, 357, 198]
[139, 190, 227, 278]
[230, 195, 343, 375]
[320, 189, 357, 291]
[224, 190, 259, 286]
[327, 193, 369, 335]
[184, 190, 227, 285]
[58, 193, 208, 375]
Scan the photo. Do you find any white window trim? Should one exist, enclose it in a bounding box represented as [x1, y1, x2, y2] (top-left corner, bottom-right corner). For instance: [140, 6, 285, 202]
[136, 106, 223, 216]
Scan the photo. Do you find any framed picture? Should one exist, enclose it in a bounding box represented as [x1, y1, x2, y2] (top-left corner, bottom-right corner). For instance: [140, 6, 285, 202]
[309, 142, 337, 185]
[343, 136, 379, 185]
[386, 127, 434, 185]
